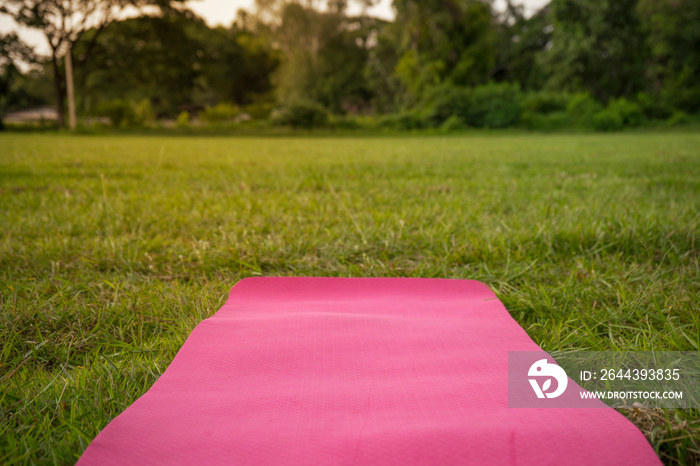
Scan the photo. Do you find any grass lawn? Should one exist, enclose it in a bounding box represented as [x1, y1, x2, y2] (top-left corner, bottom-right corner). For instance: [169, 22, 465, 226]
[1, 132, 699, 464]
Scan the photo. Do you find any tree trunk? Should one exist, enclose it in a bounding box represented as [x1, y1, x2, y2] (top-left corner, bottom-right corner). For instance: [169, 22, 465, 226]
[65, 43, 76, 130]
[51, 51, 66, 128]
[0, 87, 5, 130]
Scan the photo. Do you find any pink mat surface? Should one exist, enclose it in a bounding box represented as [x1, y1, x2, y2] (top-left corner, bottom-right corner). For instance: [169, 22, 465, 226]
[78, 277, 660, 465]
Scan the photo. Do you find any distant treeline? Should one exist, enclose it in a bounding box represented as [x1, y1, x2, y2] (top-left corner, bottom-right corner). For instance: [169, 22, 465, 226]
[3, 0, 700, 130]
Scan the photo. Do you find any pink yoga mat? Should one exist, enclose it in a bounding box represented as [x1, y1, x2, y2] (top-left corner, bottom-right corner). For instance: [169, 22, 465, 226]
[78, 277, 660, 465]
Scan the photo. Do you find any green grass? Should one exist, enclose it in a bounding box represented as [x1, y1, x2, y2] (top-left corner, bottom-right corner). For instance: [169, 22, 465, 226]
[1, 132, 699, 464]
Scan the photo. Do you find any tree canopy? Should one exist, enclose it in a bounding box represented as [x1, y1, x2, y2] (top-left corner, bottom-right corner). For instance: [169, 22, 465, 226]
[2, 0, 699, 126]
[1, 0, 187, 126]
[0, 33, 34, 127]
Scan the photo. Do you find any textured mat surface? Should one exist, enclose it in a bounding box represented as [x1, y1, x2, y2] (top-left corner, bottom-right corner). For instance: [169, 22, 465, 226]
[78, 277, 660, 465]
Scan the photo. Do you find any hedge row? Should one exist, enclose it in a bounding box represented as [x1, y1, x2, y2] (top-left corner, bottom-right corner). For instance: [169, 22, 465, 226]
[91, 86, 694, 131]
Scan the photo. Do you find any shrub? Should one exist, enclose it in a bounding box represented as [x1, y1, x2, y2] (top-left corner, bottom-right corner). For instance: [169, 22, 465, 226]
[439, 115, 467, 132]
[519, 111, 572, 131]
[666, 111, 689, 127]
[607, 98, 643, 127]
[592, 109, 624, 131]
[662, 79, 700, 114]
[201, 103, 240, 124]
[465, 82, 522, 128]
[94, 99, 136, 127]
[522, 92, 570, 114]
[328, 114, 361, 130]
[133, 99, 154, 126]
[176, 111, 190, 128]
[567, 93, 603, 126]
[419, 83, 522, 129]
[244, 102, 275, 120]
[421, 84, 472, 127]
[271, 101, 329, 129]
[635, 92, 673, 120]
[376, 111, 427, 130]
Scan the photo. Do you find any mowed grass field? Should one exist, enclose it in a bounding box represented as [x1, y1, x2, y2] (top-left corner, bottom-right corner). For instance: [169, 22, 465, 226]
[1, 132, 699, 464]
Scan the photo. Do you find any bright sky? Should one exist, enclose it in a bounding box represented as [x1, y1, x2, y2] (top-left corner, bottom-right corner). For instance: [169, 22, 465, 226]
[187, 0, 551, 26]
[184, 0, 396, 24]
[1, 0, 551, 57]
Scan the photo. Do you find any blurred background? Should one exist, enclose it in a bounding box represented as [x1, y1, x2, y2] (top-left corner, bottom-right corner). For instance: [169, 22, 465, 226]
[1, 0, 698, 131]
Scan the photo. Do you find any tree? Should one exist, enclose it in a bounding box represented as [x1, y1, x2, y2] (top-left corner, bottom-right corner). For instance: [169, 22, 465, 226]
[638, 0, 700, 112]
[252, 0, 378, 112]
[543, 0, 646, 102]
[492, 2, 553, 90]
[312, 15, 379, 113]
[390, 0, 497, 104]
[75, 13, 203, 116]
[0, 0, 184, 128]
[74, 12, 279, 116]
[0, 33, 34, 129]
[189, 16, 279, 107]
[363, 18, 401, 113]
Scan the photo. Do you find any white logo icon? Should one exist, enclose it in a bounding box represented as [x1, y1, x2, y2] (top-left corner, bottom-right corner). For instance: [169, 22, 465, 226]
[528, 359, 568, 399]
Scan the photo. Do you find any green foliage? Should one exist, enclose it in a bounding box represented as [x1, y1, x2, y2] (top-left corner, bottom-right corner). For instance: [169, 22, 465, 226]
[519, 111, 572, 131]
[1, 33, 36, 128]
[376, 111, 427, 130]
[635, 92, 673, 120]
[522, 92, 570, 115]
[2, 67, 53, 117]
[363, 22, 404, 114]
[567, 93, 603, 126]
[75, 14, 278, 118]
[271, 101, 329, 128]
[493, 5, 552, 90]
[93, 99, 156, 127]
[667, 111, 689, 127]
[244, 102, 275, 120]
[134, 99, 154, 125]
[191, 25, 279, 106]
[94, 99, 137, 127]
[545, 0, 646, 101]
[439, 115, 467, 132]
[607, 98, 643, 127]
[5, 0, 699, 130]
[542, 0, 699, 115]
[313, 16, 378, 114]
[176, 110, 190, 127]
[508, 91, 572, 130]
[466, 82, 523, 128]
[4, 0, 698, 133]
[420, 82, 522, 129]
[638, 0, 700, 113]
[200, 103, 240, 124]
[2, 0, 186, 128]
[391, 0, 497, 102]
[421, 84, 472, 126]
[269, 2, 375, 113]
[592, 109, 624, 131]
[76, 16, 202, 117]
[565, 95, 645, 131]
[662, 76, 700, 115]
[328, 114, 362, 130]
